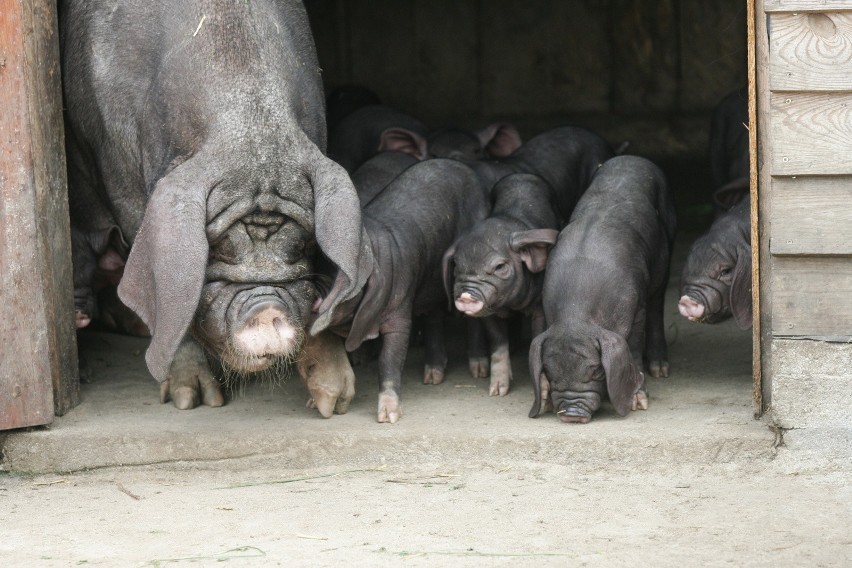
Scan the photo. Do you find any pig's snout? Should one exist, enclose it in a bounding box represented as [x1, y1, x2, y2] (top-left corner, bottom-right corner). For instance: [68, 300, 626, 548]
[232, 301, 301, 370]
[455, 291, 484, 316]
[678, 295, 705, 321]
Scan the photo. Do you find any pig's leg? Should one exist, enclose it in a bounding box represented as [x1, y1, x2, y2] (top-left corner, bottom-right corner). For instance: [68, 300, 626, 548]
[376, 317, 412, 423]
[483, 316, 512, 396]
[160, 337, 225, 410]
[422, 311, 448, 385]
[466, 318, 490, 379]
[644, 279, 670, 379]
[627, 309, 649, 411]
[530, 304, 546, 338]
[297, 330, 356, 417]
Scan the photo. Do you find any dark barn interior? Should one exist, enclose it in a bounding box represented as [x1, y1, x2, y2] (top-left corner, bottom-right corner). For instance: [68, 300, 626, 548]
[304, 0, 748, 231]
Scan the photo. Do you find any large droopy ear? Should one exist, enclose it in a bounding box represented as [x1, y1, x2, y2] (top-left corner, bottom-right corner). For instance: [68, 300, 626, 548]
[730, 245, 753, 330]
[528, 331, 548, 418]
[509, 229, 559, 273]
[476, 123, 522, 158]
[118, 167, 208, 382]
[441, 242, 457, 310]
[310, 158, 375, 336]
[598, 327, 643, 417]
[379, 127, 429, 160]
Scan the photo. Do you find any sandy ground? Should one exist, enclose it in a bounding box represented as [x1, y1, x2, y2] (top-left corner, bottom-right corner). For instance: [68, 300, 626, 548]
[2, 229, 851, 566]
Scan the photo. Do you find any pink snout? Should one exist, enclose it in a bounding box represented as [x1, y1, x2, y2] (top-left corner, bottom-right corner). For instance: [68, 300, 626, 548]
[455, 292, 484, 316]
[232, 303, 300, 371]
[678, 295, 705, 321]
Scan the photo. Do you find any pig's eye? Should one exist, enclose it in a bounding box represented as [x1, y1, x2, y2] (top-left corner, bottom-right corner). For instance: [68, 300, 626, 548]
[494, 262, 511, 277]
[719, 266, 733, 280]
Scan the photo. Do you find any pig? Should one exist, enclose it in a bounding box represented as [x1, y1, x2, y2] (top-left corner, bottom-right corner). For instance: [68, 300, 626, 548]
[678, 198, 752, 330]
[314, 159, 490, 423]
[327, 104, 522, 173]
[442, 174, 559, 396]
[465, 126, 614, 221]
[529, 156, 677, 423]
[61, 0, 371, 409]
[709, 87, 750, 210]
[350, 152, 419, 207]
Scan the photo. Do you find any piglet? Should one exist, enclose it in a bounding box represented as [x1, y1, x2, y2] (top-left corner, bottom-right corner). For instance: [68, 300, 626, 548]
[443, 173, 559, 395]
[678, 198, 752, 329]
[313, 159, 490, 423]
[529, 156, 677, 423]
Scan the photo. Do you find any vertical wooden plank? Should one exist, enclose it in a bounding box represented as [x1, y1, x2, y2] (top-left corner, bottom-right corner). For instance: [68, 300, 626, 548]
[0, 0, 79, 427]
[611, 0, 678, 113]
[680, 0, 748, 111]
[754, 0, 771, 415]
[479, 0, 611, 118]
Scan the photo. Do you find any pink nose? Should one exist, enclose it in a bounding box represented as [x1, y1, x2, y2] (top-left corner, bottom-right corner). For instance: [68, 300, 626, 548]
[678, 295, 705, 320]
[455, 292, 484, 315]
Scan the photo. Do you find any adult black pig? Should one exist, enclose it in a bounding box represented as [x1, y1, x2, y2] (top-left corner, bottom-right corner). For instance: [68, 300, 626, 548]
[315, 159, 490, 423]
[442, 174, 559, 396]
[61, 0, 370, 408]
[529, 156, 677, 423]
[678, 199, 752, 330]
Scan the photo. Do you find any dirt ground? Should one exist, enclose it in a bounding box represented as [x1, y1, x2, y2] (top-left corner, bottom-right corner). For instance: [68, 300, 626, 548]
[2, 227, 851, 566]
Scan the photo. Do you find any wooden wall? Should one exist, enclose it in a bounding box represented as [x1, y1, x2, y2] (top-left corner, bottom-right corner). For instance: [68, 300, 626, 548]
[304, 0, 748, 159]
[759, 1, 852, 427]
[0, 0, 79, 430]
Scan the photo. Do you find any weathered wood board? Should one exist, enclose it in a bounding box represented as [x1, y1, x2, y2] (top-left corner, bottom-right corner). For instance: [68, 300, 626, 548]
[770, 13, 852, 91]
[0, 0, 79, 428]
[765, 0, 852, 13]
[769, 92, 852, 176]
[770, 256, 852, 336]
[769, 176, 852, 255]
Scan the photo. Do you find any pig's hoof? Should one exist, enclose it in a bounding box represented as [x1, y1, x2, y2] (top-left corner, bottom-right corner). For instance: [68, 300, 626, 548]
[468, 357, 489, 379]
[648, 360, 669, 379]
[423, 366, 445, 385]
[631, 390, 649, 411]
[377, 391, 401, 424]
[488, 362, 512, 396]
[489, 376, 511, 396]
[160, 343, 225, 410]
[306, 396, 334, 418]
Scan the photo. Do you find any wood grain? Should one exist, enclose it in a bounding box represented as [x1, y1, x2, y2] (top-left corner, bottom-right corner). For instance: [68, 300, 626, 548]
[771, 257, 852, 336]
[769, 176, 852, 255]
[765, 0, 852, 13]
[770, 92, 852, 175]
[0, 0, 79, 428]
[770, 13, 852, 91]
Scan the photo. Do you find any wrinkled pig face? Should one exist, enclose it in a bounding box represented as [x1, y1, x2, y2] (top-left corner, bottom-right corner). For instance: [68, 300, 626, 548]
[451, 222, 524, 317]
[678, 235, 735, 324]
[537, 328, 606, 424]
[193, 175, 317, 373]
[428, 130, 486, 161]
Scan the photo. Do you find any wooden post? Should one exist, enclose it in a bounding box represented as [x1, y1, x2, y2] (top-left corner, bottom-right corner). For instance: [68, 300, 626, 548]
[0, 0, 79, 429]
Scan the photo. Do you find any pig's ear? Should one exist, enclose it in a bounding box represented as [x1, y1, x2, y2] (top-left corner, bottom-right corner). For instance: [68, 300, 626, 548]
[118, 167, 208, 382]
[528, 331, 548, 418]
[730, 246, 753, 330]
[598, 327, 643, 417]
[310, 158, 375, 336]
[713, 176, 750, 210]
[441, 243, 457, 310]
[344, 269, 388, 352]
[379, 127, 428, 160]
[509, 229, 559, 273]
[476, 123, 522, 158]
